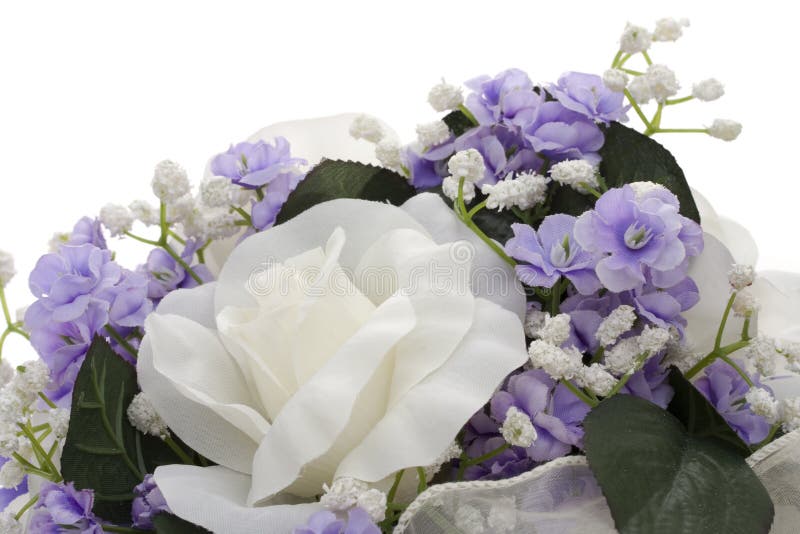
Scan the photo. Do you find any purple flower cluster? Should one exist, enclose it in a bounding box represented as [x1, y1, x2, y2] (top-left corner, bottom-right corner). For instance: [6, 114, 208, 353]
[293, 508, 380, 534]
[28, 482, 103, 534]
[462, 370, 589, 481]
[25, 221, 153, 404]
[138, 239, 213, 303]
[694, 360, 773, 444]
[405, 69, 626, 189]
[210, 137, 307, 230]
[132, 474, 171, 529]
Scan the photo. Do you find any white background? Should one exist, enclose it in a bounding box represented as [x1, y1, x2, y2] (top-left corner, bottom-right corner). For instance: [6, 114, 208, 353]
[0, 0, 797, 362]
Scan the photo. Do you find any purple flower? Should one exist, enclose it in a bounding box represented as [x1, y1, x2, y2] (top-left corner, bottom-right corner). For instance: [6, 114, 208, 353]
[454, 126, 541, 184]
[132, 474, 170, 529]
[491, 370, 590, 462]
[0, 457, 27, 511]
[28, 482, 103, 534]
[464, 69, 542, 128]
[506, 215, 601, 295]
[549, 72, 628, 124]
[619, 357, 674, 409]
[404, 145, 450, 190]
[631, 273, 699, 335]
[68, 217, 107, 249]
[694, 360, 772, 444]
[210, 137, 306, 190]
[139, 240, 213, 301]
[250, 170, 306, 230]
[574, 185, 703, 292]
[462, 412, 534, 481]
[293, 508, 380, 534]
[523, 102, 605, 165]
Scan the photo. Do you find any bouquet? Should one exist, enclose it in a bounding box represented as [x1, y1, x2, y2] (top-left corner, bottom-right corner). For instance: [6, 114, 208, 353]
[1, 18, 798, 534]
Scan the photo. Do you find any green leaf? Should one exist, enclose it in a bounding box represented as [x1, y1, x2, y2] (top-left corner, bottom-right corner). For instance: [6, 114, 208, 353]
[667, 367, 752, 457]
[550, 122, 701, 223]
[584, 395, 773, 534]
[442, 110, 475, 137]
[153, 513, 212, 533]
[427, 186, 521, 244]
[61, 337, 183, 523]
[276, 159, 415, 224]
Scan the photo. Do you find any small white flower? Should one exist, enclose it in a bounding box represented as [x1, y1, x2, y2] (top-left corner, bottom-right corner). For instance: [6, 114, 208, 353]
[152, 160, 191, 203]
[732, 289, 759, 318]
[747, 336, 780, 376]
[620, 23, 652, 54]
[579, 364, 618, 397]
[779, 341, 800, 366]
[645, 64, 680, 103]
[428, 80, 464, 112]
[692, 78, 725, 102]
[48, 407, 71, 438]
[416, 120, 451, 147]
[707, 119, 742, 141]
[167, 194, 197, 225]
[746, 387, 778, 423]
[447, 149, 485, 183]
[349, 115, 384, 143]
[596, 305, 637, 347]
[127, 392, 169, 437]
[423, 441, 462, 481]
[201, 211, 239, 241]
[16, 360, 50, 394]
[200, 177, 237, 208]
[99, 204, 134, 237]
[602, 69, 629, 93]
[528, 340, 582, 381]
[320, 477, 369, 512]
[375, 138, 403, 170]
[779, 397, 800, 433]
[501, 406, 537, 447]
[629, 181, 667, 200]
[728, 264, 755, 290]
[481, 172, 548, 211]
[0, 510, 22, 533]
[638, 326, 670, 356]
[0, 251, 14, 288]
[129, 200, 160, 226]
[441, 176, 476, 203]
[663, 338, 701, 373]
[605, 337, 642, 376]
[0, 362, 13, 389]
[356, 488, 387, 523]
[487, 497, 518, 533]
[48, 232, 70, 253]
[538, 313, 571, 346]
[523, 307, 548, 339]
[0, 459, 24, 488]
[653, 17, 690, 42]
[0, 422, 19, 457]
[454, 504, 485, 534]
[627, 75, 653, 104]
[0, 387, 25, 426]
[549, 160, 598, 192]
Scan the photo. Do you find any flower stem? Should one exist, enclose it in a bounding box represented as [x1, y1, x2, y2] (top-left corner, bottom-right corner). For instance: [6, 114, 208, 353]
[454, 181, 515, 267]
[386, 469, 405, 504]
[14, 494, 38, 521]
[624, 89, 652, 130]
[0, 285, 12, 327]
[457, 443, 511, 480]
[458, 104, 479, 127]
[124, 232, 160, 247]
[164, 435, 196, 465]
[416, 467, 428, 495]
[561, 380, 598, 407]
[652, 128, 708, 134]
[720, 355, 754, 387]
[715, 293, 737, 351]
[665, 95, 694, 106]
[105, 325, 139, 360]
[685, 339, 751, 379]
[641, 50, 653, 65]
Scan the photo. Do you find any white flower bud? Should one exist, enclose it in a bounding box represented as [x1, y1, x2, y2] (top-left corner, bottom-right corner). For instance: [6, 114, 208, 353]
[523, 308, 548, 339]
[166, 195, 197, 225]
[428, 80, 464, 112]
[15, 360, 50, 395]
[416, 120, 451, 147]
[596, 305, 637, 347]
[481, 173, 548, 211]
[645, 64, 680, 103]
[349, 115, 384, 143]
[152, 160, 191, 203]
[732, 289, 759, 318]
[728, 264, 755, 290]
[653, 17, 690, 42]
[442, 176, 476, 203]
[129, 200, 160, 226]
[356, 488, 387, 523]
[638, 326, 670, 356]
[692, 78, 725, 102]
[0, 362, 13, 389]
[320, 477, 369, 512]
[603, 69, 629, 93]
[375, 138, 403, 170]
[0, 510, 22, 533]
[0, 459, 24, 489]
[528, 340, 582, 381]
[747, 336, 780, 376]
[629, 181, 667, 200]
[620, 23, 652, 54]
[779, 397, 800, 433]
[579, 364, 618, 397]
[537, 313, 571, 346]
[707, 119, 742, 141]
[501, 406, 537, 448]
[200, 176, 237, 208]
[127, 392, 169, 437]
[549, 160, 598, 191]
[0, 251, 14, 288]
[447, 149, 485, 183]
[627, 75, 653, 104]
[99, 204, 134, 237]
[48, 407, 71, 438]
[746, 387, 778, 423]
[605, 337, 642, 376]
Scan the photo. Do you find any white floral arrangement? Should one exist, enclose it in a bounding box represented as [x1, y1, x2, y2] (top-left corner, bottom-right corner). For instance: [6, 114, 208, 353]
[1, 18, 798, 534]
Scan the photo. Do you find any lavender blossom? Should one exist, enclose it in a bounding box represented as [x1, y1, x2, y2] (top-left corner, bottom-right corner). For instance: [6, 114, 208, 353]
[67, 217, 107, 249]
[462, 412, 534, 481]
[293, 507, 380, 534]
[619, 357, 674, 408]
[139, 240, 213, 301]
[132, 474, 170, 529]
[631, 273, 699, 335]
[694, 359, 773, 444]
[523, 102, 605, 165]
[549, 72, 628, 124]
[210, 137, 306, 189]
[505, 215, 601, 295]
[250, 171, 306, 230]
[574, 185, 703, 292]
[454, 126, 540, 184]
[28, 482, 103, 534]
[464, 69, 542, 128]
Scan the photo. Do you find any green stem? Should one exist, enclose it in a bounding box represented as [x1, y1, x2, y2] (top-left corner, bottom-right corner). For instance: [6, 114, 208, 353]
[103, 525, 149, 533]
[167, 230, 186, 245]
[456, 442, 511, 481]
[550, 278, 563, 316]
[0, 286, 12, 326]
[105, 325, 139, 360]
[580, 183, 603, 199]
[617, 53, 633, 68]
[685, 339, 751, 379]
[164, 435, 196, 465]
[742, 317, 752, 341]
[458, 104, 479, 127]
[468, 200, 488, 219]
[715, 293, 737, 351]
[720, 355, 754, 387]
[753, 424, 780, 451]
[653, 128, 708, 134]
[416, 466, 428, 495]
[605, 354, 648, 398]
[665, 95, 694, 106]
[455, 177, 516, 267]
[163, 243, 203, 285]
[386, 469, 404, 504]
[623, 89, 652, 130]
[124, 232, 160, 247]
[641, 50, 653, 65]
[610, 50, 624, 68]
[17, 423, 62, 481]
[619, 68, 644, 76]
[232, 206, 253, 226]
[561, 380, 598, 407]
[14, 494, 38, 521]
[38, 391, 57, 409]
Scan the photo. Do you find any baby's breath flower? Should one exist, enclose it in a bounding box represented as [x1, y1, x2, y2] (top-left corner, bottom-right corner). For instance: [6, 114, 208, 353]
[537, 313, 571, 346]
[523, 308, 548, 339]
[746, 387, 778, 423]
[619, 23, 652, 54]
[627, 75, 653, 104]
[779, 397, 800, 433]
[628, 181, 667, 200]
[638, 326, 670, 355]
[663, 338, 701, 373]
[0, 459, 24, 488]
[481, 173, 548, 211]
[441, 176, 476, 203]
[356, 488, 387, 523]
[728, 264, 755, 290]
[692, 78, 725, 102]
[528, 340, 582, 381]
[320, 477, 368, 512]
[579, 364, 618, 396]
[349, 115, 384, 143]
[645, 64, 680, 103]
[501, 406, 537, 447]
[49, 407, 71, 438]
[152, 160, 191, 203]
[200, 176, 236, 208]
[602, 69, 629, 93]
[0, 362, 12, 389]
[604, 337, 642, 375]
[0, 250, 15, 288]
[732, 289, 759, 318]
[375, 138, 403, 170]
[0, 510, 22, 533]
[653, 17, 690, 42]
[707, 119, 742, 141]
[428, 80, 464, 112]
[129, 200, 160, 226]
[416, 120, 451, 147]
[127, 392, 169, 437]
[167, 195, 197, 225]
[447, 149, 485, 183]
[747, 336, 779, 376]
[596, 305, 637, 347]
[549, 160, 597, 192]
[48, 232, 70, 253]
[99, 204, 134, 237]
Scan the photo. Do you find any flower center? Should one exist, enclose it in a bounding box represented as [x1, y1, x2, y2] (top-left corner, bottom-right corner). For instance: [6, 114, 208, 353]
[624, 222, 653, 250]
[549, 234, 573, 267]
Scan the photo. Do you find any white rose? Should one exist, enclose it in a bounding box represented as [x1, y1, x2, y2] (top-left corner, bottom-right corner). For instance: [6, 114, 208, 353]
[138, 191, 527, 530]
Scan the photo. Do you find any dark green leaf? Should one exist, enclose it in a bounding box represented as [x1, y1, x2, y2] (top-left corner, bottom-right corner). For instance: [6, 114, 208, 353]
[550, 123, 701, 223]
[442, 110, 476, 137]
[584, 395, 773, 534]
[276, 160, 415, 224]
[61, 337, 183, 523]
[428, 186, 521, 244]
[667, 367, 752, 457]
[153, 513, 212, 533]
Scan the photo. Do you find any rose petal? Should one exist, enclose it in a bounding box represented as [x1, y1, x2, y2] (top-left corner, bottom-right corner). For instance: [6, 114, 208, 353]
[154, 282, 218, 329]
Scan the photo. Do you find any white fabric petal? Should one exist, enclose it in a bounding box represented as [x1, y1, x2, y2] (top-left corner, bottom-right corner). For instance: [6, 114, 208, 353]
[154, 282, 218, 329]
[401, 193, 527, 321]
[336, 298, 528, 483]
[683, 233, 745, 355]
[692, 188, 759, 266]
[154, 465, 321, 534]
[249, 294, 417, 504]
[138, 314, 270, 473]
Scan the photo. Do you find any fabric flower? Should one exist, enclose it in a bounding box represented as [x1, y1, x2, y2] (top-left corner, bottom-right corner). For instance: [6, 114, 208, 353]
[293, 507, 379, 534]
[548, 72, 628, 124]
[505, 215, 601, 295]
[210, 137, 306, 190]
[464, 69, 542, 128]
[28, 482, 103, 534]
[67, 217, 107, 249]
[139, 240, 213, 302]
[618, 357, 674, 409]
[574, 185, 703, 292]
[523, 102, 605, 165]
[132, 474, 171, 529]
[462, 412, 534, 481]
[138, 193, 527, 533]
